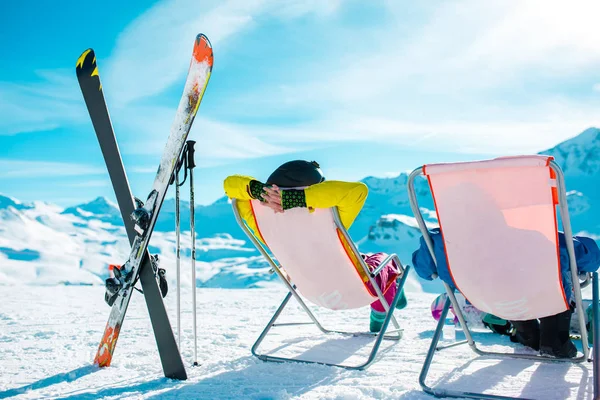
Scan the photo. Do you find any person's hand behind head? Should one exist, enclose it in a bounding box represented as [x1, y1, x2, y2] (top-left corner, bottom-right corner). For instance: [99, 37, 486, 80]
[260, 185, 284, 213]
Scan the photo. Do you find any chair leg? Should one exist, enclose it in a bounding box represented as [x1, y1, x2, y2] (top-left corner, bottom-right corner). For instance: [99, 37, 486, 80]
[420, 287, 592, 399]
[358, 265, 411, 370]
[252, 268, 411, 370]
[593, 272, 599, 398]
[419, 297, 523, 400]
[419, 295, 450, 397]
[251, 291, 294, 359]
[382, 263, 411, 339]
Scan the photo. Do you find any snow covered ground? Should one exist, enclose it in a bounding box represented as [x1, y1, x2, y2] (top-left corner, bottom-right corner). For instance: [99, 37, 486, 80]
[0, 285, 595, 400]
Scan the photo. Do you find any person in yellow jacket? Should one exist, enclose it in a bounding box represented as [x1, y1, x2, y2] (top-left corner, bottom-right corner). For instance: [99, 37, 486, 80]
[224, 160, 407, 332]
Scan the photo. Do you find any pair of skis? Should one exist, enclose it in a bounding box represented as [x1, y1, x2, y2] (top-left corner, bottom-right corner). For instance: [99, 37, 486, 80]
[76, 34, 213, 379]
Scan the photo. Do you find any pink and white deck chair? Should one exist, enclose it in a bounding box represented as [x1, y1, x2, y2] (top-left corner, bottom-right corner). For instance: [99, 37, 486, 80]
[407, 155, 600, 399]
[231, 198, 410, 369]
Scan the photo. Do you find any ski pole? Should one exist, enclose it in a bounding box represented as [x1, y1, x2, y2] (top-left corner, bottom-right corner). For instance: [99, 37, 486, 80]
[186, 140, 199, 366]
[174, 170, 181, 350]
[171, 148, 188, 350]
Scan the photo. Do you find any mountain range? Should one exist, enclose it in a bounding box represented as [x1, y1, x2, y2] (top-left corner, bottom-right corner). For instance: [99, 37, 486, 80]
[1, 127, 599, 292]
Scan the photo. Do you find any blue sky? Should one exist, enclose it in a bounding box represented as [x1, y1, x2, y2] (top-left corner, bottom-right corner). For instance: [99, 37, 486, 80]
[2, 0, 600, 206]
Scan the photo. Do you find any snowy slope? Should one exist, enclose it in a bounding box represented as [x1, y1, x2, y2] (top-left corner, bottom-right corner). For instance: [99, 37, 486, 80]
[0, 195, 269, 289]
[0, 285, 595, 400]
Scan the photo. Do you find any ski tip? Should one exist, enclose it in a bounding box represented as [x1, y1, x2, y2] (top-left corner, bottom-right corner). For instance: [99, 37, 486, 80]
[193, 34, 213, 67]
[76, 48, 96, 71]
[76, 48, 102, 90]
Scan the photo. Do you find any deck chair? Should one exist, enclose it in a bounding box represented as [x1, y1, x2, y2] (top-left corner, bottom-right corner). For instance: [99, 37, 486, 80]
[406, 155, 600, 399]
[231, 198, 410, 370]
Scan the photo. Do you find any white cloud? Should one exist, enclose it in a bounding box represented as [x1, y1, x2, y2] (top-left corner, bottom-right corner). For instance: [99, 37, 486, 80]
[458, 0, 600, 74]
[269, 0, 342, 19]
[114, 97, 600, 160]
[253, 0, 600, 108]
[119, 112, 299, 162]
[219, 0, 600, 155]
[103, 0, 348, 106]
[104, 0, 263, 106]
[0, 71, 87, 136]
[0, 0, 348, 158]
[0, 160, 105, 178]
[1, 0, 342, 137]
[4, 0, 600, 161]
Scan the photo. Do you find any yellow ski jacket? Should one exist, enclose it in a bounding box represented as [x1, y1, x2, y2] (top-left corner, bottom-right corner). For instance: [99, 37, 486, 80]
[223, 175, 368, 242]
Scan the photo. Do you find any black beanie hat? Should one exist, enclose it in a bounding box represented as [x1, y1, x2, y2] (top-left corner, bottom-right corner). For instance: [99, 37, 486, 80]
[266, 160, 325, 187]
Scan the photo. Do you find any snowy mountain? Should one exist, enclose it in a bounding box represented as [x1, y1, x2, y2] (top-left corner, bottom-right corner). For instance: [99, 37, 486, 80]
[0, 194, 33, 211]
[156, 196, 245, 239]
[61, 196, 123, 226]
[541, 127, 600, 236]
[0, 195, 271, 289]
[356, 213, 443, 293]
[2, 127, 600, 290]
[543, 127, 600, 176]
[352, 172, 433, 239]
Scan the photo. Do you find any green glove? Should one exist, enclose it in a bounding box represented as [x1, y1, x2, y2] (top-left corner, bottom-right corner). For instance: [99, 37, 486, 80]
[248, 180, 266, 201]
[281, 189, 307, 210]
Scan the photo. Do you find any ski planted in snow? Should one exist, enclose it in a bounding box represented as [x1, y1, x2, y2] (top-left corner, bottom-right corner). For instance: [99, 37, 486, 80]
[76, 47, 188, 380]
[75, 33, 213, 377]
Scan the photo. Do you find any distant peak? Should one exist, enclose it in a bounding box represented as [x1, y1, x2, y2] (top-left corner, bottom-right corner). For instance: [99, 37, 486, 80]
[62, 196, 121, 221]
[578, 126, 600, 138]
[543, 127, 599, 150]
[360, 172, 429, 196]
[0, 193, 20, 203]
[71, 196, 118, 209]
[541, 127, 600, 175]
[361, 172, 407, 183]
[0, 193, 32, 210]
[213, 196, 230, 205]
[90, 196, 113, 205]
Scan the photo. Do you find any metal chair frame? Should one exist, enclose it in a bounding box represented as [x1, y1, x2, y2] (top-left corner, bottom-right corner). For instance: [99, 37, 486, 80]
[232, 199, 410, 370]
[407, 160, 599, 399]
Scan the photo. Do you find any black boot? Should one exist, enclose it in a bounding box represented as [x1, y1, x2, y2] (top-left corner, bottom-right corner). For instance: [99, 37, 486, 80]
[540, 309, 577, 358]
[158, 268, 168, 298]
[149, 254, 168, 298]
[510, 319, 540, 351]
[104, 277, 122, 306]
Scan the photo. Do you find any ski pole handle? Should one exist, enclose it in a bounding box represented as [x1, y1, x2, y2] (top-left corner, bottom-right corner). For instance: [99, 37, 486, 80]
[186, 140, 196, 170]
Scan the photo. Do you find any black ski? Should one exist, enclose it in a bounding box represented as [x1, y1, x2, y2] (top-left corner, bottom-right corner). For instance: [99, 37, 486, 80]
[76, 48, 187, 380]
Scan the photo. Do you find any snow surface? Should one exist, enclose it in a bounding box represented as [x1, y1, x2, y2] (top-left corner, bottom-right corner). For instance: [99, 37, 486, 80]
[0, 285, 596, 400]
